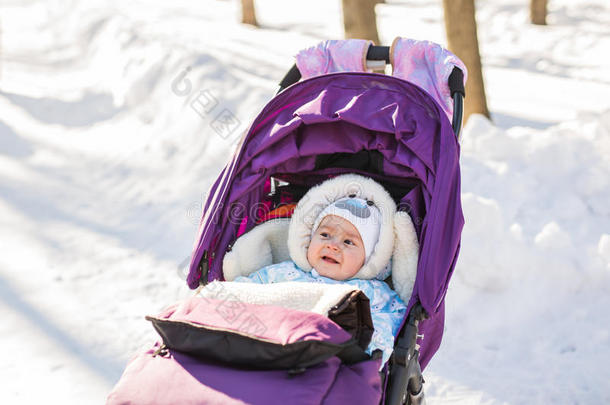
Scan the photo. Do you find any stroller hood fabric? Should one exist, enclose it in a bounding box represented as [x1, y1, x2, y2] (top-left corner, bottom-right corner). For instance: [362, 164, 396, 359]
[188, 72, 464, 369]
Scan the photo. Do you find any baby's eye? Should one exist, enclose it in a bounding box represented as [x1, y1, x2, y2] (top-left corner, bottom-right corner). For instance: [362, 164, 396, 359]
[344, 239, 354, 245]
[320, 232, 329, 238]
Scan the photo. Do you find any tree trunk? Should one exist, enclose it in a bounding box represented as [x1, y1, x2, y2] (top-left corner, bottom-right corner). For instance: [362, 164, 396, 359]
[241, 0, 258, 27]
[442, 0, 490, 122]
[342, 0, 380, 44]
[531, 0, 548, 25]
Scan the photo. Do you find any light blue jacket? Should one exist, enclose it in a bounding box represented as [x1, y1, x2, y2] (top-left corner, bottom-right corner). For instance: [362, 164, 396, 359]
[233, 260, 407, 367]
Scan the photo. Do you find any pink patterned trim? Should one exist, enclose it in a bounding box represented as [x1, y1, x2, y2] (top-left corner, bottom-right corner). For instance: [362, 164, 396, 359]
[295, 39, 374, 79]
[390, 37, 468, 120]
[294, 38, 467, 120]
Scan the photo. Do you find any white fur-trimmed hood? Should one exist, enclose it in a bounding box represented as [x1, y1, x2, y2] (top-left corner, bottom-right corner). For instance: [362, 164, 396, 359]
[288, 174, 397, 280]
[223, 174, 420, 303]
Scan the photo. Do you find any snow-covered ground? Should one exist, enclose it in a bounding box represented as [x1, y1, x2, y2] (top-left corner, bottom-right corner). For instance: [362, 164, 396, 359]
[0, 0, 608, 403]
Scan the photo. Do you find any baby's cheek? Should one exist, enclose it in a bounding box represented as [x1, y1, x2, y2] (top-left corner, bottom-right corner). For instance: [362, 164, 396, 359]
[306, 244, 317, 266]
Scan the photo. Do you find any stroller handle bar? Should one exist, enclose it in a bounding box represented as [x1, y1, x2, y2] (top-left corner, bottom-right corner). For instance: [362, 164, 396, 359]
[277, 45, 465, 139]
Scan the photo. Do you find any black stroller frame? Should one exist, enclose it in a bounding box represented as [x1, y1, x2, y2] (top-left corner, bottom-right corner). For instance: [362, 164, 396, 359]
[276, 45, 465, 405]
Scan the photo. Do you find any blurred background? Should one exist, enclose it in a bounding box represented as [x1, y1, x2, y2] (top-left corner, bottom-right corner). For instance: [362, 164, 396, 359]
[0, 0, 609, 403]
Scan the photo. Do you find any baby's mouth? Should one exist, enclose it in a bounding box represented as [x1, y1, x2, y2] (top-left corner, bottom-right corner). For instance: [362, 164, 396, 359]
[322, 256, 339, 264]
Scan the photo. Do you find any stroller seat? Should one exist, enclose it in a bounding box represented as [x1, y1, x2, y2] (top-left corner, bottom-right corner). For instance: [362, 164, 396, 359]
[107, 38, 466, 405]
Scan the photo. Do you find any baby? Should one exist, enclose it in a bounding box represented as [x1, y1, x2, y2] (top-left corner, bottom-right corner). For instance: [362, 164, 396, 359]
[234, 177, 408, 367]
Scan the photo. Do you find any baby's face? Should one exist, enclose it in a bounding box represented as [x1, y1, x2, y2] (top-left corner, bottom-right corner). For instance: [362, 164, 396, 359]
[306, 215, 365, 280]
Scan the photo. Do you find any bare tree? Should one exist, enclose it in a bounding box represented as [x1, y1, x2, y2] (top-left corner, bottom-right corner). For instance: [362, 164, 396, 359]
[443, 0, 490, 122]
[531, 0, 548, 25]
[342, 0, 380, 44]
[241, 0, 258, 27]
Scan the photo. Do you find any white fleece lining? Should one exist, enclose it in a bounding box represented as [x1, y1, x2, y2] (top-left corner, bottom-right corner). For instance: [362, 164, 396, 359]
[391, 211, 419, 302]
[223, 218, 291, 282]
[198, 281, 357, 316]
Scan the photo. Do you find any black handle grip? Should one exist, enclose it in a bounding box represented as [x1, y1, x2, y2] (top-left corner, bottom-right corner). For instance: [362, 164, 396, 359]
[448, 67, 465, 97]
[278, 64, 301, 93]
[366, 45, 390, 62]
[449, 67, 465, 139]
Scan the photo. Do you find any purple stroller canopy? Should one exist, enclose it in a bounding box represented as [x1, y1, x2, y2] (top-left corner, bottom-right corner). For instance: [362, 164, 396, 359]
[188, 72, 463, 368]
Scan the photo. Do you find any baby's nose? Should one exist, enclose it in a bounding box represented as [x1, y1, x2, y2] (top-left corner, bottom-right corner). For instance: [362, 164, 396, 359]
[326, 239, 341, 250]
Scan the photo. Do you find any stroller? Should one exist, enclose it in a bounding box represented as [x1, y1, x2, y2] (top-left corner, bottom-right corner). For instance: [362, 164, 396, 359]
[107, 38, 466, 405]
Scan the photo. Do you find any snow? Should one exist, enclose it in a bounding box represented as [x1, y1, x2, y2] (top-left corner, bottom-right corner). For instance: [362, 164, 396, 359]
[0, 0, 609, 403]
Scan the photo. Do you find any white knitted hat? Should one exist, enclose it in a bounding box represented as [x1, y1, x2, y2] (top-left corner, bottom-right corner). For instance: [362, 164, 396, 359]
[310, 196, 382, 264]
